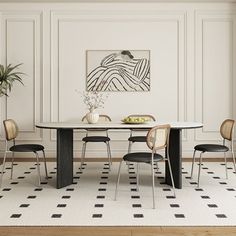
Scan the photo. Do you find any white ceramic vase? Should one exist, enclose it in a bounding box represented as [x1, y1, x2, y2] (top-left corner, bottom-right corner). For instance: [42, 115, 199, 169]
[86, 111, 99, 124]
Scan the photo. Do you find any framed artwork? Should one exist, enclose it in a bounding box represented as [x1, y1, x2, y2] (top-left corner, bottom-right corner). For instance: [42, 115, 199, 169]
[86, 50, 150, 92]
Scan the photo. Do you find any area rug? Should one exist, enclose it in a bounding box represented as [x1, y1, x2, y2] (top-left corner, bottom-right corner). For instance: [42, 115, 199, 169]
[0, 161, 235, 226]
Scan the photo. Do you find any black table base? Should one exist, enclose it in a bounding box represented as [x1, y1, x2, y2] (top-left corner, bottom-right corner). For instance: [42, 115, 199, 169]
[55, 128, 184, 189]
[165, 129, 182, 189]
[56, 129, 73, 189]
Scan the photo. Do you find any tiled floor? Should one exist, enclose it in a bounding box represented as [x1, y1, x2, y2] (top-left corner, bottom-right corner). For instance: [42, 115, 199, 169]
[0, 161, 236, 226]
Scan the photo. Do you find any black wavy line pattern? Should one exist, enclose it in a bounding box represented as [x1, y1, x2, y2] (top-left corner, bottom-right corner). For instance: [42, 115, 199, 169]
[87, 52, 150, 92]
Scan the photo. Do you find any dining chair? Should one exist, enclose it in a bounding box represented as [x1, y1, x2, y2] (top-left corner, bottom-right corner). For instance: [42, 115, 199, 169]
[127, 114, 156, 153]
[190, 119, 235, 187]
[80, 114, 112, 170]
[0, 119, 48, 187]
[115, 124, 175, 209]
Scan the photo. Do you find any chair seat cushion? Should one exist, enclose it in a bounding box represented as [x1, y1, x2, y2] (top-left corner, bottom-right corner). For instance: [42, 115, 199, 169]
[123, 152, 164, 163]
[128, 136, 146, 142]
[9, 144, 44, 152]
[82, 136, 110, 142]
[194, 144, 229, 152]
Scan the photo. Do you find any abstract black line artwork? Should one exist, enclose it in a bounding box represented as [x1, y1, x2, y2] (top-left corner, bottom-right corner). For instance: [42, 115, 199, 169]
[86, 50, 150, 92]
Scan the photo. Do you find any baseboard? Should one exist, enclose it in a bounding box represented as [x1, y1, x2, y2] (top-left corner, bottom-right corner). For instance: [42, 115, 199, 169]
[0, 157, 234, 163]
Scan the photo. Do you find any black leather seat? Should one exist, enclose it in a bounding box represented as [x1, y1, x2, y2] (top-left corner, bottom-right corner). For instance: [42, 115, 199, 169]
[128, 136, 146, 143]
[194, 144, 229, 153]
[123, 152, 163, 163]
[9, 144, 44, 152]
[82, 136, 110, 143]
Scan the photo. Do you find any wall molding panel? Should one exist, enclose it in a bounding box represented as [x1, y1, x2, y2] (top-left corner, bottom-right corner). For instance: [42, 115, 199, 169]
[0, 11, 43, 141]
[0, 3, 235, 157]
[195, 11, 236, 141]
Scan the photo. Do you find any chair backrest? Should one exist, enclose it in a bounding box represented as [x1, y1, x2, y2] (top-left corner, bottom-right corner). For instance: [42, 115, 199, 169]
[82, 114, 112, 132]
[220, 119, 235, 141]
[82, 114, 112, 122]
[127, 114, 156, 122]
[146, 124, 171, 151]
[3, 119, 19, 141]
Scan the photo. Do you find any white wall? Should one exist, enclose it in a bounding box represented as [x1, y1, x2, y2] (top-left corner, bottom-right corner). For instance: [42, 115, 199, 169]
[0, 1, 235, 158]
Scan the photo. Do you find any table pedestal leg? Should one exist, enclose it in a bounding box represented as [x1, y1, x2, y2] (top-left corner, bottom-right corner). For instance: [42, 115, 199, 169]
[57, 129, 73, 189]
[165, 129, 182, 189]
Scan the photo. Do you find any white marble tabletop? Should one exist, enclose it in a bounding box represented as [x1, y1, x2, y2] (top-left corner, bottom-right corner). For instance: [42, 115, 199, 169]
[36, 121, 203, 130]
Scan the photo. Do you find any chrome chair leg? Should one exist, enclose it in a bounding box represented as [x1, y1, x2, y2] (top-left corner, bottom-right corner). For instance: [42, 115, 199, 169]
[128, 141, 132, 153]
[190, 150, 196, 179]
[0, 151, 7, 188]
[106, 141, 112, 169]
[10, 152, 15, 179]
[197, 152, 203, 188]
[232, 149, 236, 173]
[80, 142, 86, 171]
[167, 159, 176, 197]
[115, 160, 123, 200]
[42, 150, 48, 178]
[136, 163, 140, 192]
[35, 152, 41, 187]
[224, 152, 228, 179]
[151, 162, 155, 209]
[108, 141, 112, 164]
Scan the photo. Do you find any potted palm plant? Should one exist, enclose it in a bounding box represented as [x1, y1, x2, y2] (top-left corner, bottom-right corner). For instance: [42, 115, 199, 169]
[0, 63, 24, 97]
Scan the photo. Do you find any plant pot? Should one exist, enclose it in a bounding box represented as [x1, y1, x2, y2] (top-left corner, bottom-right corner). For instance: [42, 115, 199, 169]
[86, 111, 99, 124]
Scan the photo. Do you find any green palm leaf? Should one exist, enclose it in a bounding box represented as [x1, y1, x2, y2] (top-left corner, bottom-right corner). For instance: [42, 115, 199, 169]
[0, 63, 24, 97]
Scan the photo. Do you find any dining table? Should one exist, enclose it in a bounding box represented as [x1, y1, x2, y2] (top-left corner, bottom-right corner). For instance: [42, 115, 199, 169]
[36, 121, 203, 189]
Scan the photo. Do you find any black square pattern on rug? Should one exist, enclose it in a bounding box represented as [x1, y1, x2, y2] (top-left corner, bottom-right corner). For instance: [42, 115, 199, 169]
[132, 204, 142, 208]
[17, 176, 25, 179]
[207, 204, 218, 208]
[163, 188, 171, 191]
[10, 182, 19, 185]
[216, 214, 227, 218]
[131, 188, 137, 192]
[27, 196, 36, 199]
[62, 196, 71, 199]
[175, 214, 185, 218]
[226, 188, 235, 191]
[133, 214, 144, 218]
[131, 196, 140, 199]
[166, 196, 176, 199]
[92, 214, 102, 218]
[94, 204, 104, 208]
[57, 204, 67, 208]
[51, 214, 62, 218]
[66, 188, 74, 191]
[96, 195, 105, 199]
[170, 204, 180, 208]
[98, 188, 106, 191]
[195, 188, 204, 191]
[2, 188, 11, 191]
[201, 196, 210, 199]
[101, 176, 108, 179]
[34, 188, 43, 191]
[10, 214, 21, 218]
[20, 204, 30, 208]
